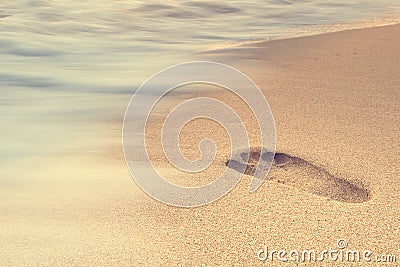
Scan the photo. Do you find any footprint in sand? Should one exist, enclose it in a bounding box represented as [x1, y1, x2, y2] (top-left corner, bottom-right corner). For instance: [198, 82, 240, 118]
[226, 147, 370, 203]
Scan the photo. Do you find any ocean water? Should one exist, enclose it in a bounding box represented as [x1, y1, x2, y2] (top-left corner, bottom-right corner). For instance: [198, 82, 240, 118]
[2, 1, 400, 87]
[1, 0, 400, 179]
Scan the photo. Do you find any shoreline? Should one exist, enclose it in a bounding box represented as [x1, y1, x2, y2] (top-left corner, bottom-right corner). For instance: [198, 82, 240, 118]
[203, 13, 400, 52]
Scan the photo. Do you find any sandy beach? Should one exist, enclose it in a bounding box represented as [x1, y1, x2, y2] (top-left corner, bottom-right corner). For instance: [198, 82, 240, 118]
[1, 24, 399, 266]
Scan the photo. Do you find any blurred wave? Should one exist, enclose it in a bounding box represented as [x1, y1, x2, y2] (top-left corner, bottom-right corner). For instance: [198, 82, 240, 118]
[1, 1, 400, 78]
[0, 0, 400, 171]
[0, 0, 399, 87]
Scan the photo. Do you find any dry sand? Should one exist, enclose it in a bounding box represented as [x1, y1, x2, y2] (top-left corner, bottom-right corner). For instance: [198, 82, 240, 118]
[1, 24, 399, 266]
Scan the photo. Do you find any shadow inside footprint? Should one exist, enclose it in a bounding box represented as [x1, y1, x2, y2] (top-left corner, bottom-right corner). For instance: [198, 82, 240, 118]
[226, 148, 370, 203]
